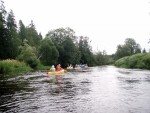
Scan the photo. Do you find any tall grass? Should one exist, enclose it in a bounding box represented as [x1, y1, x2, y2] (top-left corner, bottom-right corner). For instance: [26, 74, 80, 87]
[114, 53, 150, 70]
[0, 59, 32, 76]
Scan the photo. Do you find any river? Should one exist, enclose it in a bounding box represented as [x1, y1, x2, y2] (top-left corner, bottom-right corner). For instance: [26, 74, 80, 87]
[0, 66, 150, 113]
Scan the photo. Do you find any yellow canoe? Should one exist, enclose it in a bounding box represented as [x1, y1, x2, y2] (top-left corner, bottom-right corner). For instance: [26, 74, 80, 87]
[47, 70, 67, 75]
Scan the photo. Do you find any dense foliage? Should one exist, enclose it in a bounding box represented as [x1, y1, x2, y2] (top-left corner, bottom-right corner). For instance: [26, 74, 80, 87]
[95, 51, 114, 65]
[39, 38, 59, 66]
[0, 1, 112, 69]
[1, 0, 149, 73]
[17, 40, 39, 68]
[0, 59, 31, 75]
[114, 53, 150, 69]
[114, 38, 141, 60]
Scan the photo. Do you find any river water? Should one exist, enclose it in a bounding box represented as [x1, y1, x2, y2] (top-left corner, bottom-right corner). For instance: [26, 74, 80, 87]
[0, 66, 150, 113]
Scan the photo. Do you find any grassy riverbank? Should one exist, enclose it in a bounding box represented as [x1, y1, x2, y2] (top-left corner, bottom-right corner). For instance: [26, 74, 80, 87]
[0, 59, 32, 77]
[0, 59, 51, 79]
[114, 53, 150, 69]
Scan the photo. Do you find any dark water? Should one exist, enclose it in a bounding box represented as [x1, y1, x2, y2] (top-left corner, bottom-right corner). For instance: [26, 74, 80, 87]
[0, 66, 150, 113]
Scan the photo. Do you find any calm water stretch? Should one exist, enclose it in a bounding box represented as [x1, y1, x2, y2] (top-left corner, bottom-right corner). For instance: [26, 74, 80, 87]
[0, 66, 150, 113]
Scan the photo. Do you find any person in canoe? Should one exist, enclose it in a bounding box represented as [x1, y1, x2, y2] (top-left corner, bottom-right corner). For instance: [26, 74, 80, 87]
[67, 64, 73, 70]
[50, 65, 56, 72]
[56, 64, 63, 71]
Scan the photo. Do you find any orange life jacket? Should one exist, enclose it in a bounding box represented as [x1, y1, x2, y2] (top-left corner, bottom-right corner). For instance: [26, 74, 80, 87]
[56, 65, 62, 71]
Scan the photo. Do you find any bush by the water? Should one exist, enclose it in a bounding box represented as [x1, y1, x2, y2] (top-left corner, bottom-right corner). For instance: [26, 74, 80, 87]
[0, 59, 32, 75]
[17, 42, 39, 69]
[114, 53, 150, 69]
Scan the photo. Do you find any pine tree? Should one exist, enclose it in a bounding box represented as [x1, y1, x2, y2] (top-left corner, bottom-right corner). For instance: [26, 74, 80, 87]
[18, 20, 27, 43]
[0, 0, 10, 59]
[6, 10, 21, 58]
[26, 20, 41, 48]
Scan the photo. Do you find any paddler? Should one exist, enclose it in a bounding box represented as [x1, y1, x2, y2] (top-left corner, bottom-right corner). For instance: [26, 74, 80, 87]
[50, 65, 56, 71]
[56, 64, 62, 71]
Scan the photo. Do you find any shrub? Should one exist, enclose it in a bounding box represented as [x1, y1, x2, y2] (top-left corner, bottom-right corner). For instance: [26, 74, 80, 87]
[142, 53, 150, 69]
[17, 43, 39, 69]
[115, 56, 129, 68]
[0, 59, 31, 76]
[114, 53, 150, 70]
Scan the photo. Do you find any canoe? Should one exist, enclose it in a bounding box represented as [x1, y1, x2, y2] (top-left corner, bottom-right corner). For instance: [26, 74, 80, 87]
[47, 70, 67, 75]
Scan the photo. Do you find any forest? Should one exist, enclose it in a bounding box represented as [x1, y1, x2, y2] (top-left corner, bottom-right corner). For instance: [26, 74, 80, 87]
[0, 0, 150, 75]
[0, 1, 113, 68]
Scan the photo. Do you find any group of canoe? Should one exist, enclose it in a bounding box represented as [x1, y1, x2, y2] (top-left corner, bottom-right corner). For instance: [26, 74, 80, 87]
[47, 64, 88, 75]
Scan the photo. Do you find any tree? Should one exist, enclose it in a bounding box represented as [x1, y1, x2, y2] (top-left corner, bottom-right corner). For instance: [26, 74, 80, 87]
[72, 47, 81, 65]
[18, 20, 27, 43]
[38, 32, 43, 40]
[17, 40, 39, 68]
[39, 38, 59, 66]
[95, 51, 105, 65]
[6, 10, 21, 58]
[60, 37, 77, 66]
[142, 48, 146, 53]
[95, 50, 113, 65]
[79, 36, 95, 66]
[115, 45, 130, 59]
[7, 10, 16, 30]
[46, 27, 80, 67]
[46, 27, 78, 46]
[0, 0, 6, 27]
[134, 44, 141, 53]
[0, 0, 11, 59]
[115, 38, 141, 59]
[26, 20, 41, 48]
[124, 38, 141, 55]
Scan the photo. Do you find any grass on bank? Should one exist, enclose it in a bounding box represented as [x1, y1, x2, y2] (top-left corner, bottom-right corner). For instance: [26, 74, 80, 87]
[114, 53, 150, 69]
[0, 59, 32, 77]
[0, 59, 52, 79]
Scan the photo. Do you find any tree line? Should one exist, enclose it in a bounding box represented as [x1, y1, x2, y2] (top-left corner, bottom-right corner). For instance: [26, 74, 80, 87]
[114, 38, 146, 60]
[0, 0, 113, 68]
[0, 0, 147, 69]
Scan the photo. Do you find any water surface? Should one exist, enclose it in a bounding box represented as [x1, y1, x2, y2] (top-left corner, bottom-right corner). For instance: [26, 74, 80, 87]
[0, 66, 150, 113]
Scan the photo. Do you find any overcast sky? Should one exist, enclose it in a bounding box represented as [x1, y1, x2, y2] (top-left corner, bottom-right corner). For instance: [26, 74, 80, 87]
[4, 0, 150, 54]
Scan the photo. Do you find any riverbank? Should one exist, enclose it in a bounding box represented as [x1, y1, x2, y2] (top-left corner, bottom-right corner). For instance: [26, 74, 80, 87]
[0, 59, 32, 78]
[114, 53, 150, 69]
[0, 59, 51, 79]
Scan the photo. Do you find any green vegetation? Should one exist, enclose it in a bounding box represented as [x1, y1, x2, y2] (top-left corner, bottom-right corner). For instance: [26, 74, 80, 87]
[0, 0, 112, 70]
[114, 53, 150, 69]
[95, 51, 114, 66]
[0, 60, 31, 76]
[114, 38, 150, 70]
[17, 40, 39, 69]
[39, 37, 59, 66]
[1, 0, 150, 78]
[36, 63, 51, 70]
[114, 38, 141, 60]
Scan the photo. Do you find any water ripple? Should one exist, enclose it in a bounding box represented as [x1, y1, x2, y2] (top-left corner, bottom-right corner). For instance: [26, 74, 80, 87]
[1, 66, 150, 113]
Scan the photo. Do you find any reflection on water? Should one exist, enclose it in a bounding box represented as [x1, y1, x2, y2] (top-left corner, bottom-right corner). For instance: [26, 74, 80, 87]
[0, 66, 150, 113]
